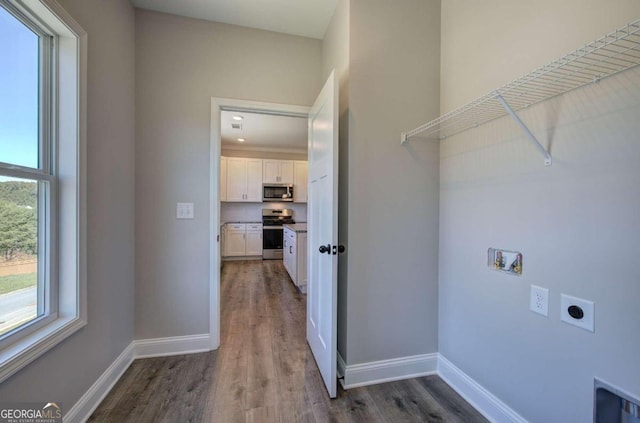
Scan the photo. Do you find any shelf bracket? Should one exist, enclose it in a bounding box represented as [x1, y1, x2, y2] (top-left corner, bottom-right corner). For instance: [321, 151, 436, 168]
[495, 93, 552, 166]
[401, 132, 408, 145]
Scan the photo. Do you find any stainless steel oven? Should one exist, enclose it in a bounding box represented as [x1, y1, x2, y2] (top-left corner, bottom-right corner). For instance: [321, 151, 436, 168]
[262, 209, 294, 259]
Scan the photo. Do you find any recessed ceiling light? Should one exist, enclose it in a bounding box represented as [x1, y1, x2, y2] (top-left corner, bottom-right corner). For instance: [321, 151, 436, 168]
[233, 115, 243, 121]
[237, 138, 245, 142]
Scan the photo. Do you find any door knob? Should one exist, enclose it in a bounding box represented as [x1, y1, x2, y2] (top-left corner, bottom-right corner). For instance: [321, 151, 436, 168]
[318, 244, 331, 254]
[332, 245, 346, 255]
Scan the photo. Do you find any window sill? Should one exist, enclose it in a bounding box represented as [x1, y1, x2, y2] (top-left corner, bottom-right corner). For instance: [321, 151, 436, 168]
[0, 315, 86, 383]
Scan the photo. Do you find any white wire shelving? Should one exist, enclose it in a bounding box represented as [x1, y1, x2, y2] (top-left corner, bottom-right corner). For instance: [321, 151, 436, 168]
[401, 18, 640, 166]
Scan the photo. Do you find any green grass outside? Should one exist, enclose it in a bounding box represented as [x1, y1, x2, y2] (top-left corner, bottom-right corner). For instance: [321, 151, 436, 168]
[0, 273, 37, 295]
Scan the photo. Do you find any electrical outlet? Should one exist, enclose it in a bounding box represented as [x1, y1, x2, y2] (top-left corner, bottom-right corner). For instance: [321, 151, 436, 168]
[561, 294, 594, 332]
[530, 285, 549, 317]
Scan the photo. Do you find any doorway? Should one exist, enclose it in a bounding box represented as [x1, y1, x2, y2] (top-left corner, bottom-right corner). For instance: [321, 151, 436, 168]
[209, 98, 310, 349]
[210, 71, 339, 398]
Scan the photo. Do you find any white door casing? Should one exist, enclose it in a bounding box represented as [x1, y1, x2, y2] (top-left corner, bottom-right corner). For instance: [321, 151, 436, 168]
[306, 71, 339, 398]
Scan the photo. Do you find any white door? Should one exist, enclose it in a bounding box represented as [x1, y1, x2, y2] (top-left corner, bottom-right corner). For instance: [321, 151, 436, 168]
[307, 71, 339, 398]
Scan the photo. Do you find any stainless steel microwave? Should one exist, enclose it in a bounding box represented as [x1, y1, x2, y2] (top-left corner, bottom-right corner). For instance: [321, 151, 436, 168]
[263, 184, 294, 202]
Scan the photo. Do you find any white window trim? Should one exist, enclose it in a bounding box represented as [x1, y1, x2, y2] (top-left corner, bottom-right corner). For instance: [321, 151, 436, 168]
[0, 0, 87, 383]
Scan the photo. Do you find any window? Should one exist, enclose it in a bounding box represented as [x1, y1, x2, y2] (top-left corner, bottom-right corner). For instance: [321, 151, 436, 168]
[0, 0, 86, 382]
[0, 1, 53, 345]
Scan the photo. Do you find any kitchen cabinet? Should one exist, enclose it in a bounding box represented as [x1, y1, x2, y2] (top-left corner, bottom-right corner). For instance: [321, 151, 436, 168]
[220, 156, 227, 201]
[245, 224, 263, 256]
[226, 157, 263, 202]
[283, 225, 307, 292]
[225, 223, 248, 256]
[224, 223, 263, 257]
[293, 161, 308, 203]
[263, 159, 294, 184]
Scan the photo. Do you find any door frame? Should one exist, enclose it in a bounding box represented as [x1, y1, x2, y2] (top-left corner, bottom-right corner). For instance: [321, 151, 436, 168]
[209, 97, 310, 349]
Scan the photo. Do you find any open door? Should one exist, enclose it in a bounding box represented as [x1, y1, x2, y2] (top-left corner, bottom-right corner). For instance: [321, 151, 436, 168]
[307, 71, 339, 398]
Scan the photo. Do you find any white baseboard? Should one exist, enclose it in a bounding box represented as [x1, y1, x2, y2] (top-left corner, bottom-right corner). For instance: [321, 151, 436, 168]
[63, 343, 135, 423]
[133, 334, 211, 359]
[438, 355, 527, 423]
[65, 339, 525, 423]
[65, 334, 212, 422]
[341, 353, 438, 389]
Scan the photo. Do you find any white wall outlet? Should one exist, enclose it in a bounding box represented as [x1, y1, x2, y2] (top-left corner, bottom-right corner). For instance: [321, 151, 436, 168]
[560, 293, 594, 332]
[530, 285, 549, 317]
[176, 202, 194, 219]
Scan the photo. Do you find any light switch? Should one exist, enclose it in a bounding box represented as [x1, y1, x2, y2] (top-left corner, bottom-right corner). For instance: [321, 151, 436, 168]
[176, 202, 194, 219]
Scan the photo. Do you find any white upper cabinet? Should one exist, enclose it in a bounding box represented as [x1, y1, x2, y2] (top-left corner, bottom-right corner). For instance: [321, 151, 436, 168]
[279, 160, 294, 184]
[222, 156, 306, 203]
[263, 160, 280, 184]
[263, 159, 294, 184]
[225, 157, 263, 202]
[293, 161, 308, 203]
[220, 156, 227, 202]
[245, 159, 263, 202]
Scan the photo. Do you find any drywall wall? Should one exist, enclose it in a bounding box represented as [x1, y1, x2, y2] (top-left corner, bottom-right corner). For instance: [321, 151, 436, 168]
[344, 0, 441, 364]
[0, 0, 136, 410]
[321, 0, 350, 362]
[439, 1, 640, 421]
[135, 10, 322, 339]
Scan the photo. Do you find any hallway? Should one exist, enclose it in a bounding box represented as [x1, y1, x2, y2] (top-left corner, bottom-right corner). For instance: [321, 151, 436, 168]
[89, 260, 486, 422]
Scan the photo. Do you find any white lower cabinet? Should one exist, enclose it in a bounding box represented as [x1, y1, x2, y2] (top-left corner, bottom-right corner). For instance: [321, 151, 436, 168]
[283, 226, 307, 292]
[224, 223, 263, 257]
[245, 225, 263, 256]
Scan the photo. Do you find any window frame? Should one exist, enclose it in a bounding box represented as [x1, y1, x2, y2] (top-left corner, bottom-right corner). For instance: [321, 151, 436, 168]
[0, 0, 86, 383]
[0, 0, 56, 349]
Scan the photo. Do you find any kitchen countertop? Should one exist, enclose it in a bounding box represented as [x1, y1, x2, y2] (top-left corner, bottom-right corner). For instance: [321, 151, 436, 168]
[283, 223, 307, 233]
[221, 221, 262, 225]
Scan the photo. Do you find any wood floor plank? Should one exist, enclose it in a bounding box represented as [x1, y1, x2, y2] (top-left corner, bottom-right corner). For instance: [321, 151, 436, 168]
[90, 260, 487, 423]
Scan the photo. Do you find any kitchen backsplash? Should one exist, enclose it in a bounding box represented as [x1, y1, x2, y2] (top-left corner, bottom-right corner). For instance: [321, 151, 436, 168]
[221, 202, 307, 223]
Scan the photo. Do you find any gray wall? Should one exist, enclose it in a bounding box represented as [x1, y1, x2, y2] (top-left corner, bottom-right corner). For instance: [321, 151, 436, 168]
[321, 0, 350, 362]
[0, 0, 136, 410]
[342, 0, 441, 364]
[135, 10, 322, 339]
[439, 1, 640, 421]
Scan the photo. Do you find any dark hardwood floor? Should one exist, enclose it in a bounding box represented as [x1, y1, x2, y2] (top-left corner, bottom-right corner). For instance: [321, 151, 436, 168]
[89, 260, 487, 422]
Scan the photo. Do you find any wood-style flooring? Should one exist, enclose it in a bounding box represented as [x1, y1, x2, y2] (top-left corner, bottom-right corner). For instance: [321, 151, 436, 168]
[89, 260, 487, 422]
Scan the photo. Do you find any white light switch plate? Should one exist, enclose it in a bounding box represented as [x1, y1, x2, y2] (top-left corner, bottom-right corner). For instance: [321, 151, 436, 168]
[560, 293, 594, 332]
[176, 202, 194, 219]
[530, 285, 549, 317]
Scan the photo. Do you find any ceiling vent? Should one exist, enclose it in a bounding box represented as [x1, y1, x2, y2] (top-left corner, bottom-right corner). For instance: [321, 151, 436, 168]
[231, 122, 242, 130]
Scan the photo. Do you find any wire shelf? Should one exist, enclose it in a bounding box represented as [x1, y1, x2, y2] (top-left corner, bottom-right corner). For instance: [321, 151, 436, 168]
[402, 18, 640, 143]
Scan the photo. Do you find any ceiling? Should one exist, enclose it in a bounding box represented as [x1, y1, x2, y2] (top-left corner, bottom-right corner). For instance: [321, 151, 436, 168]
[220, 111, 307, 153]
[131, 0, 338, 39]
